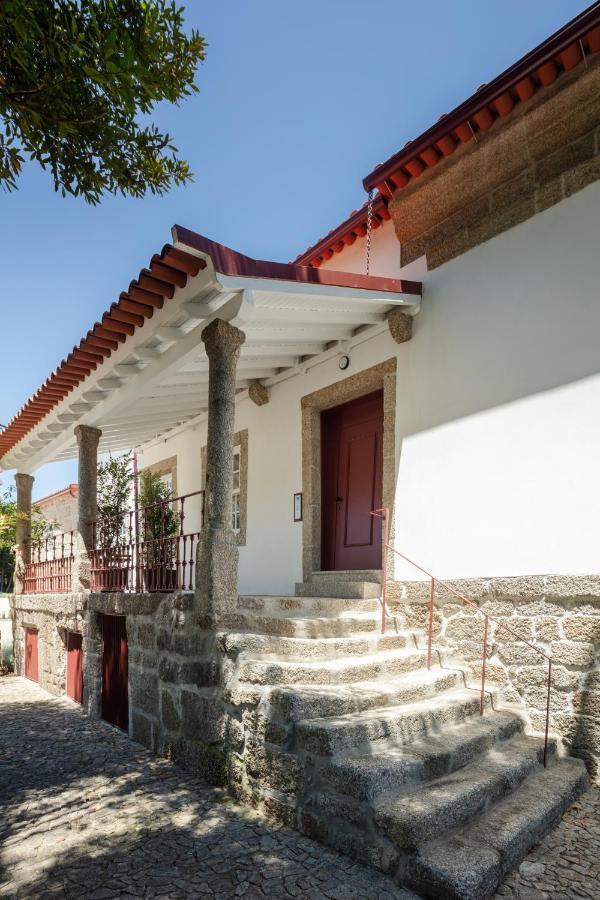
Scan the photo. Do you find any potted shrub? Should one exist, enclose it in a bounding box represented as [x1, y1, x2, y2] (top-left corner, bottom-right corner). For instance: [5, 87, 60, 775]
[138, 469, 180, 592]
[96, 453, 133, 591]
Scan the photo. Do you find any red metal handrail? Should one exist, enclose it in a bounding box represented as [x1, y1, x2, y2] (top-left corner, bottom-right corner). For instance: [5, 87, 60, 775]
[24, 531, 75, 594]
[372, 507, 552, 767]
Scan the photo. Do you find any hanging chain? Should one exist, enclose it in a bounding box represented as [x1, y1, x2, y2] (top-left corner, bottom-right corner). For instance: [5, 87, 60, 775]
[365, 188, 374, 276]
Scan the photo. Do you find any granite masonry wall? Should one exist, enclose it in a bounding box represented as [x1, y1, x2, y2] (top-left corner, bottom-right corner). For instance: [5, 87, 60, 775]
[11, 591, 261, 798]
[389, 57, 600, 269]
[389, 574, 600, 781]
[11, 574, 600, 807]
[13, 593, 86, 695]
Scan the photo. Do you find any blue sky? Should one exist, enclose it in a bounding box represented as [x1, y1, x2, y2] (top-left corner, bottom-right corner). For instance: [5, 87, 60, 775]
[0, 0, 588, 501]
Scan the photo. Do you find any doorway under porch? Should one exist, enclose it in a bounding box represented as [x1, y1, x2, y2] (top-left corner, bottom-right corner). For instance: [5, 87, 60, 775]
[300, 358, 396, 584]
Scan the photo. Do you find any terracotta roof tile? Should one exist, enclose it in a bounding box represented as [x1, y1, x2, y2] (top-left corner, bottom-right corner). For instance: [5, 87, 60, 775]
[1, 232, 421, 463]
[294, 2, 600, 269]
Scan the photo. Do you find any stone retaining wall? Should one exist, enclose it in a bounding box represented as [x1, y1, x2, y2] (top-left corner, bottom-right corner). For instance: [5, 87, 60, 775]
[10, 592, 251, 795]
[11, 575, 600, 798]
[12, 593, 86, 695]
[389, 574, 600, 781]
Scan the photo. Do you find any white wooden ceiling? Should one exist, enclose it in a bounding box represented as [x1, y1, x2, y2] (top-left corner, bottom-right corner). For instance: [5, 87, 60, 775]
[4, 246, 420, 472]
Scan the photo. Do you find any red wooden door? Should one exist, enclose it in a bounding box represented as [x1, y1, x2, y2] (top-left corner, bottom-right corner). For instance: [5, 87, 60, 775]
[25, 628, 39, 682]
[321, 391, 383, 570]
[66, 632, 83, 704]
[101, 615, 128, 731]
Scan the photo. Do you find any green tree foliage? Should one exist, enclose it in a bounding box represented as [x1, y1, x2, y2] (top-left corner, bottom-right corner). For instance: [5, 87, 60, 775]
[0, 489, 17, 548]
[0, 488, 18, 585]
[138, 468, 180, 566]
[0, 485, 51, 549]
[0, 484, 54, 589]
[0, 1, 206, 203]
[96, 452, 133, 547]
[138, 468, 179, 539]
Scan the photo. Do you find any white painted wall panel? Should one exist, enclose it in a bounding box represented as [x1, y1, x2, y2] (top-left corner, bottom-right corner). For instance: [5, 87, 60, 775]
[141, 181, 600, 592]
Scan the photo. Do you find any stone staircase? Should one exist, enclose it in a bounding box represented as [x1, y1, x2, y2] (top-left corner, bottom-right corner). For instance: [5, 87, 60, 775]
[221, 573, 588, 900]
[295, 569, 382, 599]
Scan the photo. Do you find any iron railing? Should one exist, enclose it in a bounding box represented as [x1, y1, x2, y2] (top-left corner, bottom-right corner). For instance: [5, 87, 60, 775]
[372, 507, 553, 767]
[90, 490, 204, 593]
[24, 532, 75, 594]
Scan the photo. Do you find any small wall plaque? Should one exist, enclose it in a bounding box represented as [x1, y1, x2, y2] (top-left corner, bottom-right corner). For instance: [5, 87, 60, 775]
[293, 492, 303, 522]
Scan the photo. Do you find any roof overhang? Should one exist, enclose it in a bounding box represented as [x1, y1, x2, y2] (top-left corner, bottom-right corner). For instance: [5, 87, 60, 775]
[294, 4, 600, 268]
[1, 229, 421, 473]
[363, 3, 600, 194]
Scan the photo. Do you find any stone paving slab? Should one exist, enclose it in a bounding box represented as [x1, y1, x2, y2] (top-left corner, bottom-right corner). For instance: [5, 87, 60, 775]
[0, 676, 597, 899]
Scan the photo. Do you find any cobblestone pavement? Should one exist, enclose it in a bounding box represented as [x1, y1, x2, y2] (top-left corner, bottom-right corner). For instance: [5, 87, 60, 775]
[494, 787, 600, 899]
[0, 677, 598, 900]
[0, 678, 414, 899]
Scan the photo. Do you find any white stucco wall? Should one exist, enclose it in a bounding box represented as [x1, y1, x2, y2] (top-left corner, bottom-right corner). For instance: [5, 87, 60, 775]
[140, 181, 600, 593]
[317, 217, 402, 278]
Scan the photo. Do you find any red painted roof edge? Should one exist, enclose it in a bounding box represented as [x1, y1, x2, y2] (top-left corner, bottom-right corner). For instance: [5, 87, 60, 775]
[35, 483, 79, 506]
[293, 194, 388, 267]
[363, 1, 600, 190]
[173, 225, 421, 295]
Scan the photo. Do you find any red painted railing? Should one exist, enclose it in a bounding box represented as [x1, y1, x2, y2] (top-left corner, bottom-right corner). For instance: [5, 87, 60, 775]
[372, 508, 553, 767]
[24, 532, 75, 594]
[90, 490, 204, 593]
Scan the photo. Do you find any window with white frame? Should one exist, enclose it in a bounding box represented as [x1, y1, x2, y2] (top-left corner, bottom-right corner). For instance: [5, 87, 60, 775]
[201, 430, 247, 544]
[232, 448, 241, 532]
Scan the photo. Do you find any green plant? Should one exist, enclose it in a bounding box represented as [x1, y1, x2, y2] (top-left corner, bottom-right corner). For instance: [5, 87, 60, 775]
[0, 1, 206, 203]
[0, 487, 18, 551]
[96, 452, 133, 549]
[138, 469, 180, 567]
[0, 484, 51, 553]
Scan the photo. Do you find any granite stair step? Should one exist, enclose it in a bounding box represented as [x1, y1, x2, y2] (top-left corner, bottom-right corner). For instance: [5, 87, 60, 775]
[295, 580, 381, 599]
[220, 630, 417, 661]
[404, 756, 588, 900]
[320, 709, 524, 800]
[270, 665, 461, 722]
[311, 569, 382, 583]
[295, 687, 492, 756]
[237, 595, 382, 617]
[374, 733, 556, 849]
[224, 611, 398, 638]
[238, 648, 429, 688]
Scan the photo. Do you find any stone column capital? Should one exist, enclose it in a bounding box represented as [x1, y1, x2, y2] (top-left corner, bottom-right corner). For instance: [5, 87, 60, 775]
[387, 308, 413, 344]
[74, 424, 102, 449]
[248, 382, 269, 406]
[201, 318, 246, 359]
[15, 473, 34, 492]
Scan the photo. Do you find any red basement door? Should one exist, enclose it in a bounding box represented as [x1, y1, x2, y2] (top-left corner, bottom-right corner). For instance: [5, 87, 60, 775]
[66, 632, 83, 704]
[101, 615, 128, 731]
[25, 628, 39, 682]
